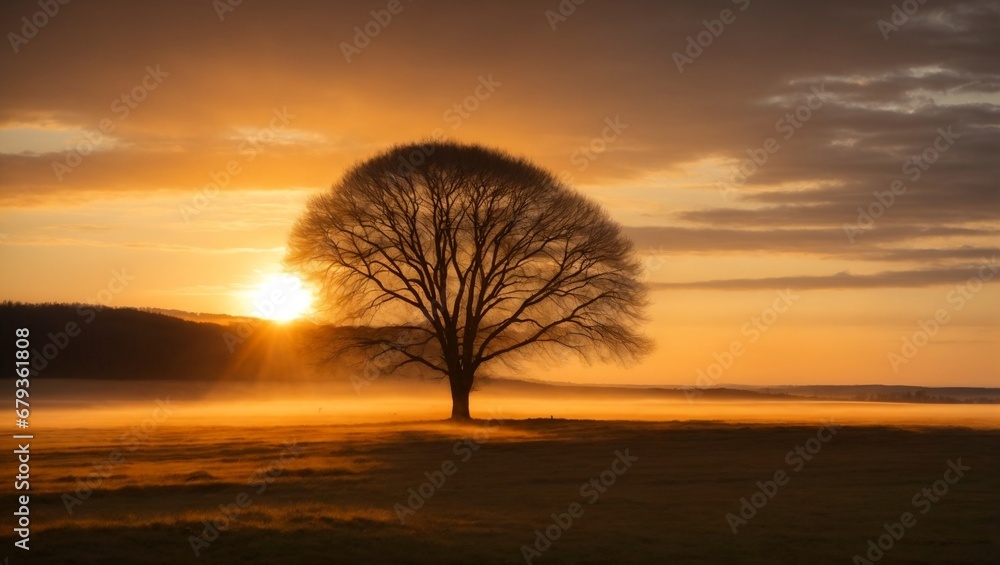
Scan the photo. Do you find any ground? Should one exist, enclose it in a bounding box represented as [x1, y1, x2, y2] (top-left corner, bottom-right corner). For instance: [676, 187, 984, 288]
[2, 419, 998, 564]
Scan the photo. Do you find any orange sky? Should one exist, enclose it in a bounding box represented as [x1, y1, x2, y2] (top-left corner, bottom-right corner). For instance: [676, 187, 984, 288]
[0, 0, 997, 387]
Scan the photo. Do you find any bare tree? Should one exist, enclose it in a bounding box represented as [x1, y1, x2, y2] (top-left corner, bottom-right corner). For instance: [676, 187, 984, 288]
[287, 142, 651, 420]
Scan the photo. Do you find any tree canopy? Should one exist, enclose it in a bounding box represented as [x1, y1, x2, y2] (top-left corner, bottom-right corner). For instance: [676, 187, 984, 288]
[287, 142, 650, 419]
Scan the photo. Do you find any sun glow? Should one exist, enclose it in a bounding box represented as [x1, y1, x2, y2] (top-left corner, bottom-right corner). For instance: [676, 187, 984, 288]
[250, 273, 314, 322]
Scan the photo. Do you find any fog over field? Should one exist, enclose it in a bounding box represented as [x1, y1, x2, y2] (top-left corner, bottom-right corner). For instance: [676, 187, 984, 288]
[30, 378, 1000, 430]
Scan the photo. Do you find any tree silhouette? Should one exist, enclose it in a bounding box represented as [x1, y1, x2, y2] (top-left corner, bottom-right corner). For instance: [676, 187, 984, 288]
[287, 142, 650, 420]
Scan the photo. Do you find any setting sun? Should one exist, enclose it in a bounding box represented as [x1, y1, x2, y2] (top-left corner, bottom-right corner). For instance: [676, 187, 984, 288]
[249, 273, 314, 322]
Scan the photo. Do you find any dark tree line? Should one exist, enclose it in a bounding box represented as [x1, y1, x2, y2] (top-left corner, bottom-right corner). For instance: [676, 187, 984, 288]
[0, 302, 311, 381]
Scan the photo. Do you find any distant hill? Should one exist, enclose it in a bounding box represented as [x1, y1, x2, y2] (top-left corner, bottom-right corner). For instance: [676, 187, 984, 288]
[143, 307, 261, 326]
[475, 377, 796, 401]
[723, 384, 1000, 404]
[479, 378, 999, 404]
[2, 302, 996, 404]
[0, 301, 324, 381]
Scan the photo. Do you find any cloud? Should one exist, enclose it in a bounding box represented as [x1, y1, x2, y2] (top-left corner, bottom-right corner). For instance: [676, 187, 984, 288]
[2, 234, 282, 254]
[626, 226, 999, 255]
[1, 0, 997, 293]
[42, 223, 116, 232]
[0, 0, 994, 201]
[650, 261, 998, 290]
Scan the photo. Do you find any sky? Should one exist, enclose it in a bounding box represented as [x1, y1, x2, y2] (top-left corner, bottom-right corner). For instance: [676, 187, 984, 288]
[0, 0, 997, 387]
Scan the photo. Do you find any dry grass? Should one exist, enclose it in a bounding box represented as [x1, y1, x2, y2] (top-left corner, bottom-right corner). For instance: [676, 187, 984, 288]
[2, 419, 998, 563]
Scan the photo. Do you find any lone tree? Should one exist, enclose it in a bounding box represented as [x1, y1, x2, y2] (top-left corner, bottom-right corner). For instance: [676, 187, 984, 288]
[287, 142, 650, 420]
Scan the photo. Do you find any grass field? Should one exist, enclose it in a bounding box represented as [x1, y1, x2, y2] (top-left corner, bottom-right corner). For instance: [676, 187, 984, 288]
[3, 417, 998, 564]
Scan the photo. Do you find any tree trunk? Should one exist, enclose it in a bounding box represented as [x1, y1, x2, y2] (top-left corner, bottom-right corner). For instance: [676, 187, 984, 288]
[449, 375, 472, 421]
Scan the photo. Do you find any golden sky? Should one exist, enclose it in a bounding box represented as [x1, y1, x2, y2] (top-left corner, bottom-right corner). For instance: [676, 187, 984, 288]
[0, 0, 997, 387]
